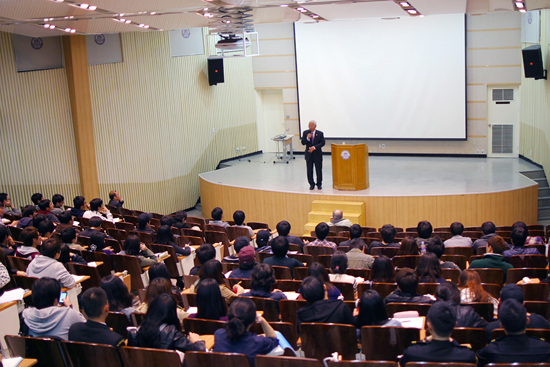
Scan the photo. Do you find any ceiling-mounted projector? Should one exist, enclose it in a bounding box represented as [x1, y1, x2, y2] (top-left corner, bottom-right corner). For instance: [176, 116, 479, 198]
[215, 34, 250, 51]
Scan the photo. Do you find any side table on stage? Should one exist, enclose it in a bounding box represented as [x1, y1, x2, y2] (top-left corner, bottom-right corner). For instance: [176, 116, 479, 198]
[272, 134, 295, 164]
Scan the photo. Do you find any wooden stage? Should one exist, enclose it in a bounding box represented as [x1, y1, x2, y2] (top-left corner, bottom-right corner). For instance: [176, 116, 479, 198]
[199, 154, 539, 234]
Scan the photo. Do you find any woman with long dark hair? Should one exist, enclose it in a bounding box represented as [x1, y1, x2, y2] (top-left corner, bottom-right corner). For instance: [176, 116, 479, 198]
[415, 252, 444, 283]
[190, 259, 244, 303]
[397, 236, 420, 256]
[135, 277, 188, 325]
[355, 290, 401, 330]
[136, 293, 205, 353]
[241, 263, 287, 303]
[213, 298, 278, 366]
[191, 278, 228, 321]
[120, 235, 158, 268]
[155, 225, 191, 256]
[100, 275, 137, 319]
[307, 261, 342, 300]
[369, 255, 395, 283]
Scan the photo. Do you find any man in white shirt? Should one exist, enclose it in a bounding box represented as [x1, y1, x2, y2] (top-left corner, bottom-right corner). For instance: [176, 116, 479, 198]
[443, 222, 472, 247]
[327, 209, 353, 228]
[83, 198, 115, 223]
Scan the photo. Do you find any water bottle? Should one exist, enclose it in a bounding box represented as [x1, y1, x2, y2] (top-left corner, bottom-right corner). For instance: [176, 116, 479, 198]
[420, 241, 426, 254]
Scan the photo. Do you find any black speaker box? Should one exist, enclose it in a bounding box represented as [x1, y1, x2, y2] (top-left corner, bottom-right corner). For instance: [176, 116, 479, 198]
[208, 57, 224, 86]
[522, 45, 546, 79]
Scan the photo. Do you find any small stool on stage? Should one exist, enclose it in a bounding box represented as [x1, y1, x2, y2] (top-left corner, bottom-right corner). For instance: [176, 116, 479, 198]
[272, 134, 294, 164]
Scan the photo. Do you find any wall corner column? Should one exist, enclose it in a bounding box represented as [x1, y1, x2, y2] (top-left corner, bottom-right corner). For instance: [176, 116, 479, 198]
[62, 35, 100, 199]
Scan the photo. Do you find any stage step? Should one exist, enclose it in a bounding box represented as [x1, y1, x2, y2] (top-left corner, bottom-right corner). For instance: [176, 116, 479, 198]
[304, 200, 366, 235]
[521, 169, 550, 223]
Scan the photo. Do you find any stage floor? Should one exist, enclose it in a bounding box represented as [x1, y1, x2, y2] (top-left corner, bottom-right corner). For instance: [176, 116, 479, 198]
[200, 154, 539, 197]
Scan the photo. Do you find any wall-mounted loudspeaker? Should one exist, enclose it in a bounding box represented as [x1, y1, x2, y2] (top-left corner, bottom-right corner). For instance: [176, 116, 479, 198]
[208, 57, 224, 86]
[522, 45, 547, 80]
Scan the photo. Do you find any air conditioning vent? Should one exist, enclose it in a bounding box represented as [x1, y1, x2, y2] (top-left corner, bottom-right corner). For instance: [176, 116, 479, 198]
[492, 89, 514, 101]
[492, 125, 513, 154]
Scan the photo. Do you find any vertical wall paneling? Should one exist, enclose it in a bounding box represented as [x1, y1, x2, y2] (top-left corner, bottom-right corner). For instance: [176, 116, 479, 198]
[0, 32, 81, 209]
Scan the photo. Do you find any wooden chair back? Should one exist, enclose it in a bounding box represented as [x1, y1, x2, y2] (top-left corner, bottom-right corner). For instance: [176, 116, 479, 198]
[441, 268, 460, 283]
[185, 351, 251, 367]
[5, 335, 67, 367]
[76, 235, 91, 248]
[392, 255, 421, 269]
[406, 363, 476, 367]
[79, 217, 90, 227]
[524, 301, 550, 319]
[241, 296, 280, 321]
[361, 227, 377, 237]
[369, 283, 398, 299]
[62, 340, 123, 367]
[450, 327, 487, 351]
[101, 220, 116, 230]
[247, 221, 269, 230]
[346, 268, 371, 279]
[509, 254, 547, 269]
[105, 238, 122, 252]
[288, 253, 313, 266]
[327, 236, 349, 245]
[462, 302, 494, 321]
[205, 224, 227, 232]
[183, 317, 226, 335]
[300, 323, 358, 361]
[293, 266, 309, 280]
[327, 361, 398, 367]
[110, 254, 146, 290]
[178, 235, 204, 246]
[385, 303, 432, 317]
[275, 280, 301, 292]
[115, 221, 135, 232]
[183, 274, 199, 289]
[129, 231, 155, 244]
[280, 299, 307, 325]
[272, 265, 292, 280]
[105, 205, 120, 214]
[360, 326, 420, 361]
[66, 262, 102, 291]
[440, 254, 466, 270]
[119, 346, 182, 367]
[369, 247, 400, 258]
[317, 254, 332, 269]
[150, 243, 181, 278]
[106, 228, 129, 243]
[118, 208, 134, 216]
[105, 311, 132, 338]
[506, 268, 548, 284]
[490, 328, 550, 342]
[518, 283, 550, 301]
[225, 226, 252, 241]
[443, 247, 473, 262]
[181, 228, 204, 238]
[12, 275, 38, 291]
[256, 355, 322, 367]
[187, 216, 206, 228]
[80, 251, 113, 277]
[482, 283, 502, 299]
[416, 283, 439, 295]
[304, 245, 335, 261]
[131, 312, 146, 327]
[471, 268, 504, 285]
[181, 292, 197, 309]
[7, 255, 31, 272]
[123, 215, 139, 225]
[205, 230, 230, 257]
[332, 281, 355, 300]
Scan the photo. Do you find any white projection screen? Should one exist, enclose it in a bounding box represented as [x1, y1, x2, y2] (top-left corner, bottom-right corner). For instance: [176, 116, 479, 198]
[295, 14, 466, 139]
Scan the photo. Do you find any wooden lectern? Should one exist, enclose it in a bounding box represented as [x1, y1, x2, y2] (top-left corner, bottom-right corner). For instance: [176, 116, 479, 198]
[331, 144, 369, 190]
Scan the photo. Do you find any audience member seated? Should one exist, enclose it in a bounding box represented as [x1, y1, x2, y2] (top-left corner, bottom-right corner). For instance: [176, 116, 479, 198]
[502, 226, 540, 260]
[22, 277, 86, 340]
[228, 246, 257, 279]
[306, 222, 337, 250]
[346, 238, 374, 269]
[458, 269, 498, 314]
[297, 276, 354, 327]
[472, 221, 498, 253]
[255, 230, 270, 249]
[26, 238, 76, 288]
[468, 235, 512, 283]
[189, 278, 228, 321]
[156, 225, 191, 256]
[134, 293, 205, 354]
[190, 260, 244, 303]
[435, 281, 487, 328]
[100, 275, 138, 319]
[369, 224, 400, 252]
[17, 205, 37, 229]
[79, 216, 106, 238]
[59, 244, 86, 265]
[232, 210, 254, 238]
[415, 220, 433, 248]
[327, 209, 353, 227]
[70, 196, 88, 218]
[367, 255, 395, 284]
[477, 299, 550, 365]
[399, 301, 476, 366]
[397, 236, 420, 256]
[416, 252, 445, 283]
[61, 227, 86, 252]
[69, 287, 124, 347]
[83, 198, 115, 223]
[307, 262, 342, 300]
[355, 289, 401, 335]
[223, 237, 250, 264]
[329, 251, 360, 292]
[136, 278, 188, 325]
[263, 236, 303, 278]
[274, 220, 305, 251]
[90, 231, 114, 254]
[31, 193, 43, 209]
[160, 215, 175, 228]
[189, 243, 216, 276]
[427, 236, 461, 272]
[119, 235, 158, 268]
[209, 207, 229, 228]
[149, 262, 183, 296]
[484, 284, 550, 341]
[242, 263, 287, 303]
[0, 192, 21, 216]
[37, 199, 60, 224]
[136, 213, 156, 235]
[173, 210, 194, 230]
[55, 211, 75, 234]
[0, 225, 15, 256]
[51, 194, 65, 215]
[15, 226, 40, 259]
[444, 222, 473, 247]
[36, 219, 55, 240]
[107, 190, 124, 208]
[213, 298, 278, 367]
[0, 262, 11, 290]
[339, 224, 366, 248]
[384, 268, 436, 305]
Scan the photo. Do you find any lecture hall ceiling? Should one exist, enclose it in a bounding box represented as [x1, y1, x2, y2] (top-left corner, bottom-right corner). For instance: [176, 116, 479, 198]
[0, 0, 546, 37]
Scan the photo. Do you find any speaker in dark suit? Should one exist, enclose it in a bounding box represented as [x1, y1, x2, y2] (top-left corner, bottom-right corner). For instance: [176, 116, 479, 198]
[301, 120, 325, 190]
[522, 45, 547, 80]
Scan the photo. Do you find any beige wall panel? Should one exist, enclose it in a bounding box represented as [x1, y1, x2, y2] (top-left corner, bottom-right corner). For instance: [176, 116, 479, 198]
[256, 23, 295, 39]
[0, 32, 82, 208]
[467, 49, 522, 67]
[254, 72, 297, 89]
[467, 67, 521, 85]
[467, 121, 489, 136]
[282, 89, 298, 103]
[467, 12, 520, 29]
[254, 40, 296, 55]
[252, 56, 296, 72]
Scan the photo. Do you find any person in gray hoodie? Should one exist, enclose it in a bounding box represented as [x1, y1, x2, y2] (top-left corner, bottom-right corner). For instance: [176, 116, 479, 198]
[26, 238, 76, 288]
[15, 226, 41, 260]
[22, 277, 86, 340]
